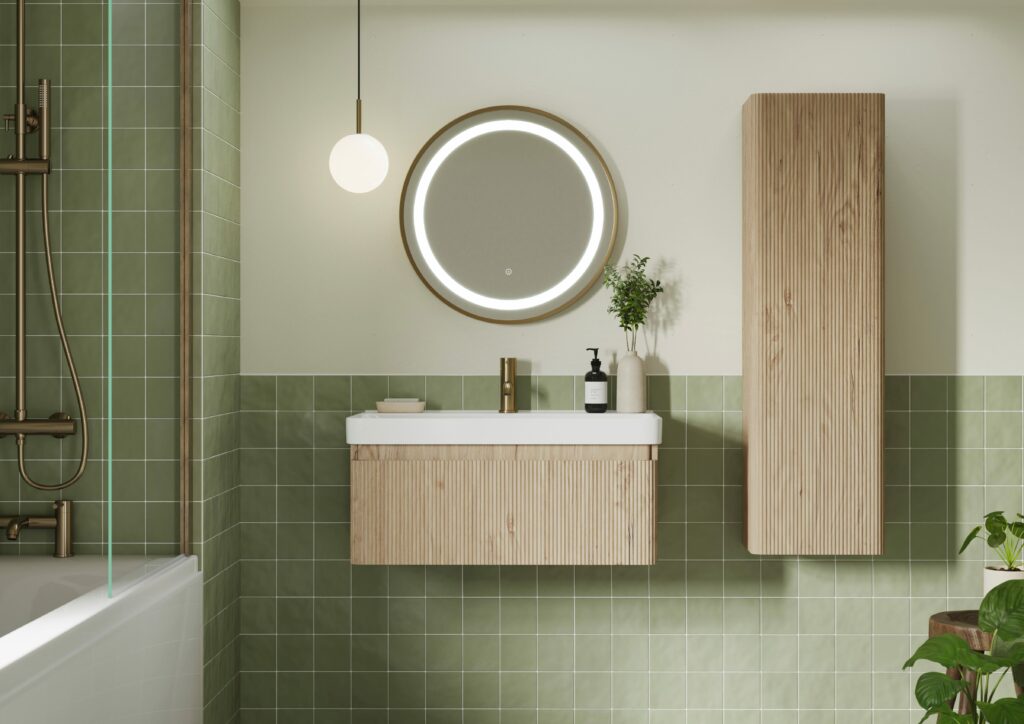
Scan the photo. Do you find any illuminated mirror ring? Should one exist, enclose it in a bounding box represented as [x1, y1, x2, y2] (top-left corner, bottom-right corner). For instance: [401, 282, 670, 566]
[400, 106, 619, 324]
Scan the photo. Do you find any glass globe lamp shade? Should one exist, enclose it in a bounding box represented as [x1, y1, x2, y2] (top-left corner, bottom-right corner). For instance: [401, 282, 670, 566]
[329, 133, 389, 193]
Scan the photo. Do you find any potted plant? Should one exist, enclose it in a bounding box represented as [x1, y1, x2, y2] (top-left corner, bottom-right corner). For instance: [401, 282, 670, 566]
[903, 579, 1024, 722]
[960, 512, 1024, 594]
[602, 254, 664, 413]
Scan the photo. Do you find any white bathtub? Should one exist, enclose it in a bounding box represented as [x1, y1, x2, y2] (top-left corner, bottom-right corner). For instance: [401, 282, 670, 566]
[0, 555, 203, 723]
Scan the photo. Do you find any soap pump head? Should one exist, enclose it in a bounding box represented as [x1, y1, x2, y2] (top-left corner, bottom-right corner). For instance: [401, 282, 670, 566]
[587, 347, 601, 371]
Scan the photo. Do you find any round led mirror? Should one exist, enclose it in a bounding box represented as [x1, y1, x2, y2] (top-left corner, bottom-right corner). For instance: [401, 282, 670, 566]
[400, 106, 618, 323]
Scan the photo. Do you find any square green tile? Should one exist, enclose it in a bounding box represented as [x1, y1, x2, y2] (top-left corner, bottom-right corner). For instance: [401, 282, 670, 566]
[313, 598, 354, 639]
[985, 411, 1022, 448]
[949, 376, 984, 410]
[388, 375, 425, 400]
[464, 598, 499, 633]
[884, 376, 909, 410]
[275, 410, 314, 449]
[500, 635, 538, 671]
[687, 376, 724, 411]
[500, 598, 537, 634]
[537, 376, 574, 410]
[426, 634, 462, 671]
[884, 411, 909, 448]
[648, 375, 686, 411]
[538, 635, 574, 671]
[463, 672, 499, 708]
[537, 598, 573, 634]
[463, 376, 499, 411]
[277, 376, 313, 411]
[425, 376, 462, 410]
[314, 376, 351, 411]
[948, 411, 984, 449]
[352, 375, 387, 412]
[986, 376, 1023, 410]
[463, 566, 499, 596]
[910, 376, 946, 410]
[910, 449, 947, 485]
[426, 597, 462, 634]
[987, 449, 1023, 485]
[910, 411, 946, 448]
[389, 566, 425, 596]
[575, 598, 611, 634]
[464, 635, 499, 671]
[389, 635, 425, 671]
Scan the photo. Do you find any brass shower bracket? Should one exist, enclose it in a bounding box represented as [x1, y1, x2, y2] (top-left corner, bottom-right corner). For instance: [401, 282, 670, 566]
[2, 107, 39, 133]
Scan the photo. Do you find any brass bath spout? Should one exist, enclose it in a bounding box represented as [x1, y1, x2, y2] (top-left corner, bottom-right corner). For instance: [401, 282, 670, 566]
[0, 500, 73, 557]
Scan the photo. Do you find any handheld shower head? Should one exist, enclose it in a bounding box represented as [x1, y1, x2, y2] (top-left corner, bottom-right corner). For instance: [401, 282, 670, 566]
[38, 79, 49, 161]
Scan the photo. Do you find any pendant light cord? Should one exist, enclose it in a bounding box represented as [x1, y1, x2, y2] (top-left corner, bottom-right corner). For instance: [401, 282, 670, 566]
[355, 0, 362, 132]
[357, 0, 361, 101]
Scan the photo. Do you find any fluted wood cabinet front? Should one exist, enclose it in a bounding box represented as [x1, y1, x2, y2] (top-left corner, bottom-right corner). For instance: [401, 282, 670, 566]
[743, 93, 885, 555]
[350, 445, 657, 565]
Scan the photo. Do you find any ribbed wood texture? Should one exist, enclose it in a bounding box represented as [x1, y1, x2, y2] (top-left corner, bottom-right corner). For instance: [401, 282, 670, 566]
[743, 93, 885, 556]
[351, 445, 657, 565]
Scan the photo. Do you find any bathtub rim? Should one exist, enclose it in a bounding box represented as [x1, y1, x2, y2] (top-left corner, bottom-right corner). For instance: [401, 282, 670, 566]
[0, 554, 200, 685]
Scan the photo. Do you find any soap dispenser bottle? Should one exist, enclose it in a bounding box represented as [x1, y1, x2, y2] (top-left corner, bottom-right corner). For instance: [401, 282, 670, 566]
[585, 348, 609, 413]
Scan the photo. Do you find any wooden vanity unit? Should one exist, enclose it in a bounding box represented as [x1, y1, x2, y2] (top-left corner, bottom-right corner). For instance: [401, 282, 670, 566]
[346, 412, 661, 565]
[742, 93, 885, 555]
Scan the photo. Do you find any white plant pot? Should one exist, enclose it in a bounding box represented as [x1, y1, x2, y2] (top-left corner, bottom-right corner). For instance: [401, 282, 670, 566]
[983, 566, 1024, 595]
[616, 351, 646, 413]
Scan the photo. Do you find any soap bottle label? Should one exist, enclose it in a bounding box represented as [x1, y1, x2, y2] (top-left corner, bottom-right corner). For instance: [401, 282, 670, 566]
[585, 381, 608, 405]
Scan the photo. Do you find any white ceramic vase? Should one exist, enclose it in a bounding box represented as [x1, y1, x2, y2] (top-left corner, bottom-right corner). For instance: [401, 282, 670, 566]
[983, 567, 1024, 595]
[616, 351, 646, 413]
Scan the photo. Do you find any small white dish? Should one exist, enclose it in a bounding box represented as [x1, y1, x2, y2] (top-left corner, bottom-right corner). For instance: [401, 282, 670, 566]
[375, 398, 426, 413]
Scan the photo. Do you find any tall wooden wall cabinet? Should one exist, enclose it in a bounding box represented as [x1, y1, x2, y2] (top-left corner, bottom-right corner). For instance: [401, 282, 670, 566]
[743, 93, 885, 555]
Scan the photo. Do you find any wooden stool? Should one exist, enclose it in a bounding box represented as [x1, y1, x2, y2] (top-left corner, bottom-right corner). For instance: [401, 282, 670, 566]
[928, 610, 1023, 714]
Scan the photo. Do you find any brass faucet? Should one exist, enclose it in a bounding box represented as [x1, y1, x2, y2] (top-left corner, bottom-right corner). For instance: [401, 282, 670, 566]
[0, 499, 73, 557]
[499, 358, 517, 413]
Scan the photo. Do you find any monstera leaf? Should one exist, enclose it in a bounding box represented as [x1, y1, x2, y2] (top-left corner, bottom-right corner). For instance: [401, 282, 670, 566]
[914, 672, 968, 710]
[979, 580, 1024, 639]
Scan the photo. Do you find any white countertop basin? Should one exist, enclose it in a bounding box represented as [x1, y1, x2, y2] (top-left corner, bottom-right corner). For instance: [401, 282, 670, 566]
[346, 410, 662, 446]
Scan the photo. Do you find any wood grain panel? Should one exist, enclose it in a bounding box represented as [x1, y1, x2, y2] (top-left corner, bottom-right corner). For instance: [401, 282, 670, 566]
[350, 445, 657, 565]
[743, 93, 885, 555]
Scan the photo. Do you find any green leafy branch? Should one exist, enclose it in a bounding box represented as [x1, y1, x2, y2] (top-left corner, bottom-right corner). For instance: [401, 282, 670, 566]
[602, 255, 664, 353]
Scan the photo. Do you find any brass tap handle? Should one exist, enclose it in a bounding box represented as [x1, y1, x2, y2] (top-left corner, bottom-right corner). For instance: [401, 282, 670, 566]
[499, 358, 517, 413]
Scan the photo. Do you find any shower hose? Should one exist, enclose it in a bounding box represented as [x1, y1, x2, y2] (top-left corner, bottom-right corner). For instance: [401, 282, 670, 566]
[17, 173, 90, 491]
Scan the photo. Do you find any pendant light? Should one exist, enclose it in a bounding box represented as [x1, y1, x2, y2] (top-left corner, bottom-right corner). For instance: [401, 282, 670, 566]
[329, 0, 388, 193]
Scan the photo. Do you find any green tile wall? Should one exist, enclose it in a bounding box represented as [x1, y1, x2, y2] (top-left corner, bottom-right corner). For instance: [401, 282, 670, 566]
[0, 1, 181, 555]
[238, 374, 1023, 723]
[193, 0, 242, 722]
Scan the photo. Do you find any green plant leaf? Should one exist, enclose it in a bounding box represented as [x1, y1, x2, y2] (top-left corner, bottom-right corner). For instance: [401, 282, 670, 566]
[986, 511, 1008, 536]
[980, 580, 1024, 638]
[918, 703, 974, 724]
[992, 635, 1024, 691]
[904, 635, 1004, 675]
[990, 530, 1007, 548]
[959, 526, 983, 555]
[914, 672, 967, 710]
[904, 635, 974, 669]
[977, 698, 1024, 724]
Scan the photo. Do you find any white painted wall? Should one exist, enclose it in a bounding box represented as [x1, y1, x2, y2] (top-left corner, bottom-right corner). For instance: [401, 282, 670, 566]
[241, 1, 1024, 375]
